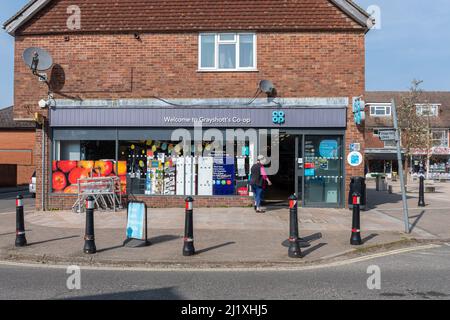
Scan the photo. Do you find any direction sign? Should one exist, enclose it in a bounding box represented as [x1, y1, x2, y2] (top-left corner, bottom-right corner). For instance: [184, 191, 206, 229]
[379, 130, 396, 141]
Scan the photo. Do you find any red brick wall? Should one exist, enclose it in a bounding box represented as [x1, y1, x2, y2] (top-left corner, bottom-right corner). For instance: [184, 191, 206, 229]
[0, 130, 36, 185]
[365, 129, 385, 149]
[13, 32, 365, 210]
[14, 32, 365, 118]
[44, 194, 254, 211]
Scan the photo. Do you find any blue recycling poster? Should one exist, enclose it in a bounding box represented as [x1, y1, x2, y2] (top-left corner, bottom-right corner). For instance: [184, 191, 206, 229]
[126, 202, 146, 240]
[213, 156, 235, 195]
[319, 140, 338, 158]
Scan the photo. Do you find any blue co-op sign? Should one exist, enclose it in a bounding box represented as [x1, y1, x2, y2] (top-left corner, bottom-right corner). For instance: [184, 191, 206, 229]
[272, 111, 285, 125]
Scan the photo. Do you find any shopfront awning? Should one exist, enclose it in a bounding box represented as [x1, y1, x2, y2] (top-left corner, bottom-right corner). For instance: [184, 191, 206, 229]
[49, 98, 349, 128]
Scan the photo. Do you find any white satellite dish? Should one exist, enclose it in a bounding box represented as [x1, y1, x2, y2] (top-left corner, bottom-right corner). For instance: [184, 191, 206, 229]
[23, 47, 53, 72]
[259, 80, 276, 96]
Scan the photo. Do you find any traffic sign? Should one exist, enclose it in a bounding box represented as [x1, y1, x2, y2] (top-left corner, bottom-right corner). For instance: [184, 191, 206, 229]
[378, 130, 396, 141]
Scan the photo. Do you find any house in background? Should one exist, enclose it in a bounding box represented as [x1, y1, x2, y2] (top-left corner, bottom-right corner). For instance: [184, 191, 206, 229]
[0, 106, 36, 187]
[365, 91, 450, 179]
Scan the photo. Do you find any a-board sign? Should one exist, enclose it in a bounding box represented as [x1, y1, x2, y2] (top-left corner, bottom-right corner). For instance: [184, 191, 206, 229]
[124, 201, 148, 247]
[379, 130, 396, 141]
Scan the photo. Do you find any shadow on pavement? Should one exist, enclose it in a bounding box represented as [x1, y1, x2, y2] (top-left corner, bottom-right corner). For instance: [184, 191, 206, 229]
[301, 242, 327, 258]
[96, 235, 181, 253]
[366, 187, 413, 210]
[0, 230, 32, 237]
[302, 232, 322, 242]
[409, 210, 426, 233]
[362, 233, 378, 244]
[149, 234, 182, 245]
[196, 241, 236, 254]
[65, 286, 182, 300]
[28, 235, 80, 246]
[96, 244, 125, 253]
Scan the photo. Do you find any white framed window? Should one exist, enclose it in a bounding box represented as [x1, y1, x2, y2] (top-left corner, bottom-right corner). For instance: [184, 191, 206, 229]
[431, 130, 448, 147]
[199, 33, 257, 71]
[416, 104, 440, 117]
[369, 103, 391, 117]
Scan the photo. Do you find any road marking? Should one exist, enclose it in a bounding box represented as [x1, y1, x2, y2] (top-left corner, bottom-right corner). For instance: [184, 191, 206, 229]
[0, 244, 441, 273]
[380, 207, 450, 211]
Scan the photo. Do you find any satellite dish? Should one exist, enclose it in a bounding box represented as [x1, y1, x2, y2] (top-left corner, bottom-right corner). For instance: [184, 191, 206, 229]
[259, 80, 275, 95]
[23, 47, 53, 72]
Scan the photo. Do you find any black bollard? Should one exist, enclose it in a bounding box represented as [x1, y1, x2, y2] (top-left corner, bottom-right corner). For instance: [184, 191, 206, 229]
[288, 195, 302, 258]
[15, 195, 27, 247]
[418, 175, 426, 207]
[83, 196, 97, 254]
[350, 192, 363, 245]
[183, 197, 195, 256]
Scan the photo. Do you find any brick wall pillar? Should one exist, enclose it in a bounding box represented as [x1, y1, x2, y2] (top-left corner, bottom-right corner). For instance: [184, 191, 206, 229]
[344, 100, 366, 208]
[34, 116, 51, 211]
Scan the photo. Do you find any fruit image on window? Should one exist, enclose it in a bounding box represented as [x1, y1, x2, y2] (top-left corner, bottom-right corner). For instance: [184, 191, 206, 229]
[52, 160, 127, 194]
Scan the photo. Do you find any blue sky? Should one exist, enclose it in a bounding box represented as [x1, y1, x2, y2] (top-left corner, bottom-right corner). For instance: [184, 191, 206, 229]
[1, 0, 450, 109]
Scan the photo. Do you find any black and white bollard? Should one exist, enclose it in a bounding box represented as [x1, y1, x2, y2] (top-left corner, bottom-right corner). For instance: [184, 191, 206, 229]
[418, 174, 426, 207]
[350, 192, 363, 246]
[288, 195, 302, 258]
[183, 197, 195, 256]
[83, 196, 97, 254]
[15, 195, 27, 247]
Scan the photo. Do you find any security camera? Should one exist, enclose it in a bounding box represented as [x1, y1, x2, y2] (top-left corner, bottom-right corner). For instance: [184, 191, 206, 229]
[39, 99, 50, 109]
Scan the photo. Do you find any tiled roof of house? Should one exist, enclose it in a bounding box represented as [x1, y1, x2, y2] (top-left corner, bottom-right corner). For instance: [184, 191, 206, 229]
[365, 91, 450, 129]
[0, 107, 35, 129]
[4, 0, 371, 35]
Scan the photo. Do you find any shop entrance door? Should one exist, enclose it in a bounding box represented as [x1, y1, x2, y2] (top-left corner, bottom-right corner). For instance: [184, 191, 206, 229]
[264, 134, 296, 205]
[264, 134, 344, 208]
[301, 135, 344, 207]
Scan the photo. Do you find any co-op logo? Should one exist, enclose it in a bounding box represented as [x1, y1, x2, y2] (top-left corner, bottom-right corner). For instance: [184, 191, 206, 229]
[272, 111, 285, 125]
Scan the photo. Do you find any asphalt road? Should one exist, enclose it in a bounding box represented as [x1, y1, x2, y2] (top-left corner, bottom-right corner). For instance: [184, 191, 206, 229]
[0, 191, 34, 214]
[0, 244, 449, 300]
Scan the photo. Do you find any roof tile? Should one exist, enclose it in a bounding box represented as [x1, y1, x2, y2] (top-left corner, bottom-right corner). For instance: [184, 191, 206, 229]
[17, 0, 363, 34]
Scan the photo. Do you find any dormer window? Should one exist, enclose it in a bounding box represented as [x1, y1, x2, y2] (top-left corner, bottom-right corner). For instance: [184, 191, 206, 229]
[199, 33, 257, 71]
[369, 103, 391, 117]
[416, 104, 440, 117]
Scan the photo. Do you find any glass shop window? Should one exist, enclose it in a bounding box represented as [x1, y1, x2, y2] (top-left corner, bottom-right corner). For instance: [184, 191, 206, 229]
[303, 136, 344, 206]
[52, 140, 118, 194]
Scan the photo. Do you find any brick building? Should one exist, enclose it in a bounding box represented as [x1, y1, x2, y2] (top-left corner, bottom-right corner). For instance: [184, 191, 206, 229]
[4, 0, 372, 210]
[365, 91, 450, 179]
[0, 106, 35, 187]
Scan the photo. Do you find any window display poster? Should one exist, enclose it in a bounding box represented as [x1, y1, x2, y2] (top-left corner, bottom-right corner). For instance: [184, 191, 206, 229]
[52, 160, 127, 194]
[213, 156, 235, 195]
[319, 140, 338, 158]
[126, 201, 146, 240]
[237, 157, 246, 177]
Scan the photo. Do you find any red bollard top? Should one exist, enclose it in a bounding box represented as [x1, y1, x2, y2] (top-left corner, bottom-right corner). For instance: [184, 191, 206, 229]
[352, 193, 361, 205]
[185, 197, 194, 211]
[86, 196, 95, 210]
[288, 194, 298, 209]
[16, 195, 24, 208]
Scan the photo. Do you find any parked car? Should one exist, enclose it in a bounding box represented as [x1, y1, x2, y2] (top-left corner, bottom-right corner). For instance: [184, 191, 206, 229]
[29, 171, 36, 198]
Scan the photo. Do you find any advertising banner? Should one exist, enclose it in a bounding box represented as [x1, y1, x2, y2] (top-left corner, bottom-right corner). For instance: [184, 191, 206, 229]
[213, 156, 235, 195]
[52, 160, 127, 194]
[125, 201, 147, 241]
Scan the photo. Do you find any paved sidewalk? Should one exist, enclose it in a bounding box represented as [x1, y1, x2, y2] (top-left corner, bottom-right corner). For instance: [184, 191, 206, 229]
[0, 208, 432, 268]
[0, 180, 447, 268]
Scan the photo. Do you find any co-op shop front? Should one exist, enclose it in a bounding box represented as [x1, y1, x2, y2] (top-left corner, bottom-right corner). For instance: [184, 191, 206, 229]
[50, 97, 350, 208]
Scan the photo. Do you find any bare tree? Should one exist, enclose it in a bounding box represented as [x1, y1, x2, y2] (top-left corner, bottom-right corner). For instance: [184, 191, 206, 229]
[397, 80, 433, 181]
